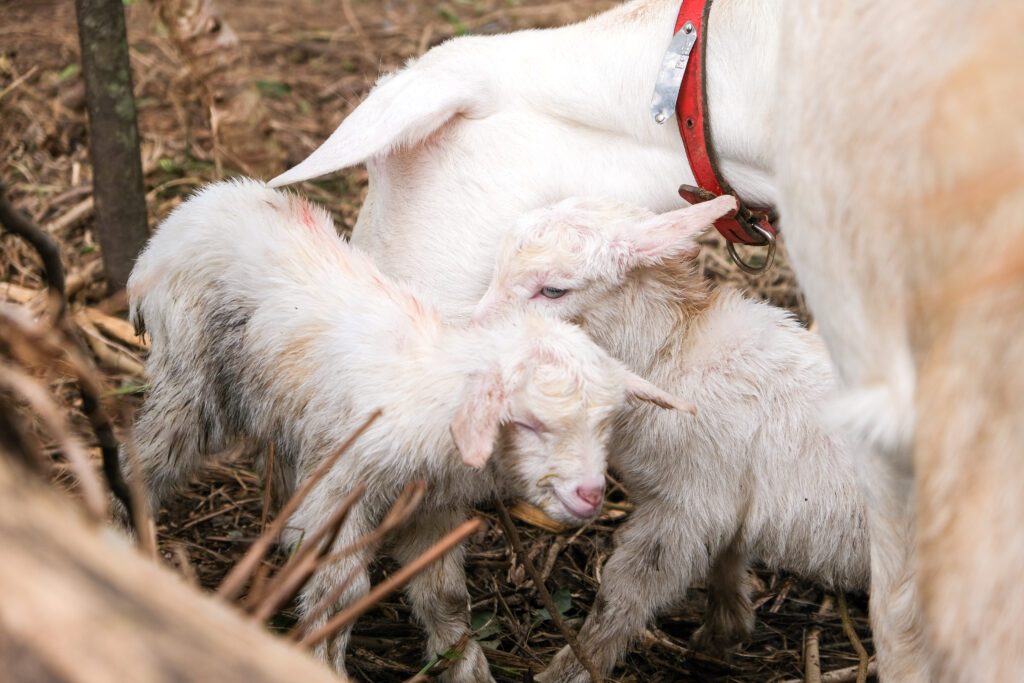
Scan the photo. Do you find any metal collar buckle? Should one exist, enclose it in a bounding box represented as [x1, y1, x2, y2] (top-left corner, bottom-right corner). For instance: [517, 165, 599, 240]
[678, 184, 776, 274]
[726, 222, 776, 274]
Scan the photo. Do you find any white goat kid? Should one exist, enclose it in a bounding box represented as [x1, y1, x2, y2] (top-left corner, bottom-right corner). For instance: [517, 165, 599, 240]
[269, 0, 1024, 678]
[126, 179, 690, 681]
[473, 194, 868, 681]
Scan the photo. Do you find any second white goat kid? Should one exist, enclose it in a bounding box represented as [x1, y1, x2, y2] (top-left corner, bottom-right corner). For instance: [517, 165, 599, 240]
[474, 195, 869, 681]
[125, 179, 691, 681]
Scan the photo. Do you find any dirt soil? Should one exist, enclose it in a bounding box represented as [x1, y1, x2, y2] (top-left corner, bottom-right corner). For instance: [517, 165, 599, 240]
[1, 1, 870, 681]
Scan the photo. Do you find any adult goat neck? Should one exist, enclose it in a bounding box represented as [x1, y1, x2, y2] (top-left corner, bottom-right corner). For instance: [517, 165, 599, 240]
[270, 0, 1024, 679]
[268, 0, 778, 319]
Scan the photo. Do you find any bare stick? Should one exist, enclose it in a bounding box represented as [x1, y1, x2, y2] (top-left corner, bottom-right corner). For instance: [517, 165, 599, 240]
[804, 626, 822, 683]
[0, 363, 106, 522]
[0, 182, 66, 317]
[261, 442, 274, 533]
[341, 0, 376, 68]
[836, 592, 869, 683]
[217, 409, 381, 602]
[112, 429, 156, 555]
[298, 517, 484, 650]
[314, 481, 426, 569]
[0, 189, 135, 520]
[248, 483, 366, 623]
[494, 497, 604, 683]
[289, 481, 427, 640]
[781, 660, 877, 683]
[290, 550, 374, 643]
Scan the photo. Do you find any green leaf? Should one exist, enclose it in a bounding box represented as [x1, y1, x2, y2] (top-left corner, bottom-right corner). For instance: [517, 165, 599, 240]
[158, 157, 179, 173]
[106, 383, 150, 396]
[256, 80, 292, 99]
[288, 531, 306, 558]
[437, 8, 468, 35]
[416, 648, 463, 676]
[536, 586, 572, 622]
[471, 609, 502, 640]
[58, 64, 80, 81]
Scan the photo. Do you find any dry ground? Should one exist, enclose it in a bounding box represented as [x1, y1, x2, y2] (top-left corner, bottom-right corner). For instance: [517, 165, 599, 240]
[1, 0, 871, 680]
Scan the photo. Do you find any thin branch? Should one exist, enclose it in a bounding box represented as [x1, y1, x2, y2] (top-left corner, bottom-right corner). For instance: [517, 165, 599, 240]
[0, 362, 106, 522]
[804, 626, 822, 683]
[494, 496, 604, 683]
[0, 185, 136, 520]
[0, 182, 66, 318]
[836, 592, 869, 683]
[261, 442, 274, 533]
[247, 483, 366, 623]
[781, 660, 877, 683]
[216, 409, 382, 602]
[297, 517, 484, 651]
[289, 481, 427, 640]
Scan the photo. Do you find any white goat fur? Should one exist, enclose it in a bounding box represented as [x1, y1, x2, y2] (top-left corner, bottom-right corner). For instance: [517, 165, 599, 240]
[269, 0, 1024, 678]
[126, 179, 687, 681]
[474, 194, 868, 680]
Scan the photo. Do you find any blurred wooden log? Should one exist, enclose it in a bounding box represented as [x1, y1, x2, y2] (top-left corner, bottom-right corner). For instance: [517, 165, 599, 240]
[0, 455, 344, 683]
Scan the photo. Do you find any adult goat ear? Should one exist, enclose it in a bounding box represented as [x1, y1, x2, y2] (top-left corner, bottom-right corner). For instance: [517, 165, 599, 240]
[624, 371, 696, 414]
[269, 58, 493, 187]
[631, 194, 738, 265]
[450, 369, 506, 468]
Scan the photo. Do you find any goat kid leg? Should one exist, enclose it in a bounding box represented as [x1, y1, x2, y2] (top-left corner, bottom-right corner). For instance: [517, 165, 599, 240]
[125, 390, 227, 515]
[391, 508, 493, 683]
[293, 505, 374, 675]
[689, 535, 753, 656]
[538, 501, 716, 683]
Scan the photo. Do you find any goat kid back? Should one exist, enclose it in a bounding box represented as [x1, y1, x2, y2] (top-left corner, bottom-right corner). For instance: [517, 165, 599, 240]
[125, 179, 689, 681]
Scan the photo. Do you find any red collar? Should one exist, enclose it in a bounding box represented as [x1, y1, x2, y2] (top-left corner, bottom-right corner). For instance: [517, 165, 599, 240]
[655, 0, 778, 256]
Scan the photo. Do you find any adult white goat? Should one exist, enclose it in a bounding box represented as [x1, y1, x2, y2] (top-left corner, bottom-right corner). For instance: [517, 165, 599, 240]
[473, 193, 868, 680]
[125, 179, 689, 681]
[268, 0, 1024, 679]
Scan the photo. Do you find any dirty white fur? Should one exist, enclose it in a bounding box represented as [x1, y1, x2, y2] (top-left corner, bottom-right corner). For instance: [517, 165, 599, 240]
[473, 195, 868, 680]
[125, 179, 688, 681]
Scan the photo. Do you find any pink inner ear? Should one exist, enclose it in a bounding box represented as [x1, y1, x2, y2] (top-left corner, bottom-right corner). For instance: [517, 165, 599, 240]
[450, 371, 506, 468]
[632, 195, 739, 263]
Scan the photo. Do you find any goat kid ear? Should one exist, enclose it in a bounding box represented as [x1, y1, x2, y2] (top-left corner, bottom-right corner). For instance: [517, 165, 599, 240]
[624, 371, 696, 414]
[631, 195, 739, 265]
[450, 369, 507, 468]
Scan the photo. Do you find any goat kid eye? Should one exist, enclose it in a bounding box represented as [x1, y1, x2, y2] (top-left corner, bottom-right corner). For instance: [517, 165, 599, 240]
[540, 286, 568, 299]
[514, 421, 545, 435]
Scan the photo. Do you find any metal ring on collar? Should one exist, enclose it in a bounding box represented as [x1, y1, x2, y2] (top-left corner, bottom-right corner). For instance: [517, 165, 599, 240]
[726, 223, 776, 274]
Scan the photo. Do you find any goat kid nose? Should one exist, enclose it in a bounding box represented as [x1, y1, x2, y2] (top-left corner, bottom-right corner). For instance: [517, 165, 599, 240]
[575, 483, 605, 511]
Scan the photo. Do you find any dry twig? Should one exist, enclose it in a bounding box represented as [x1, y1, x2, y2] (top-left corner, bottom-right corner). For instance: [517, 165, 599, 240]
[247, 483, 366, 623]
[837, 592, 870, 683]
[495, 496, 604, 682]
[289, 481, 428, 639]
[298, 517, 485, 651]
[217, 409, 382, 602]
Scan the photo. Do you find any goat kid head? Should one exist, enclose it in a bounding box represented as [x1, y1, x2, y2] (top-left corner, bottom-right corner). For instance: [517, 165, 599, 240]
[473, 195, 738, 324]
[450, 315, 690, 522]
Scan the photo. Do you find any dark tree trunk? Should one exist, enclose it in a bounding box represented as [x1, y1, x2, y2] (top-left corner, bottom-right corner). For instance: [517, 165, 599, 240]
[74, 0, 150, 293]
